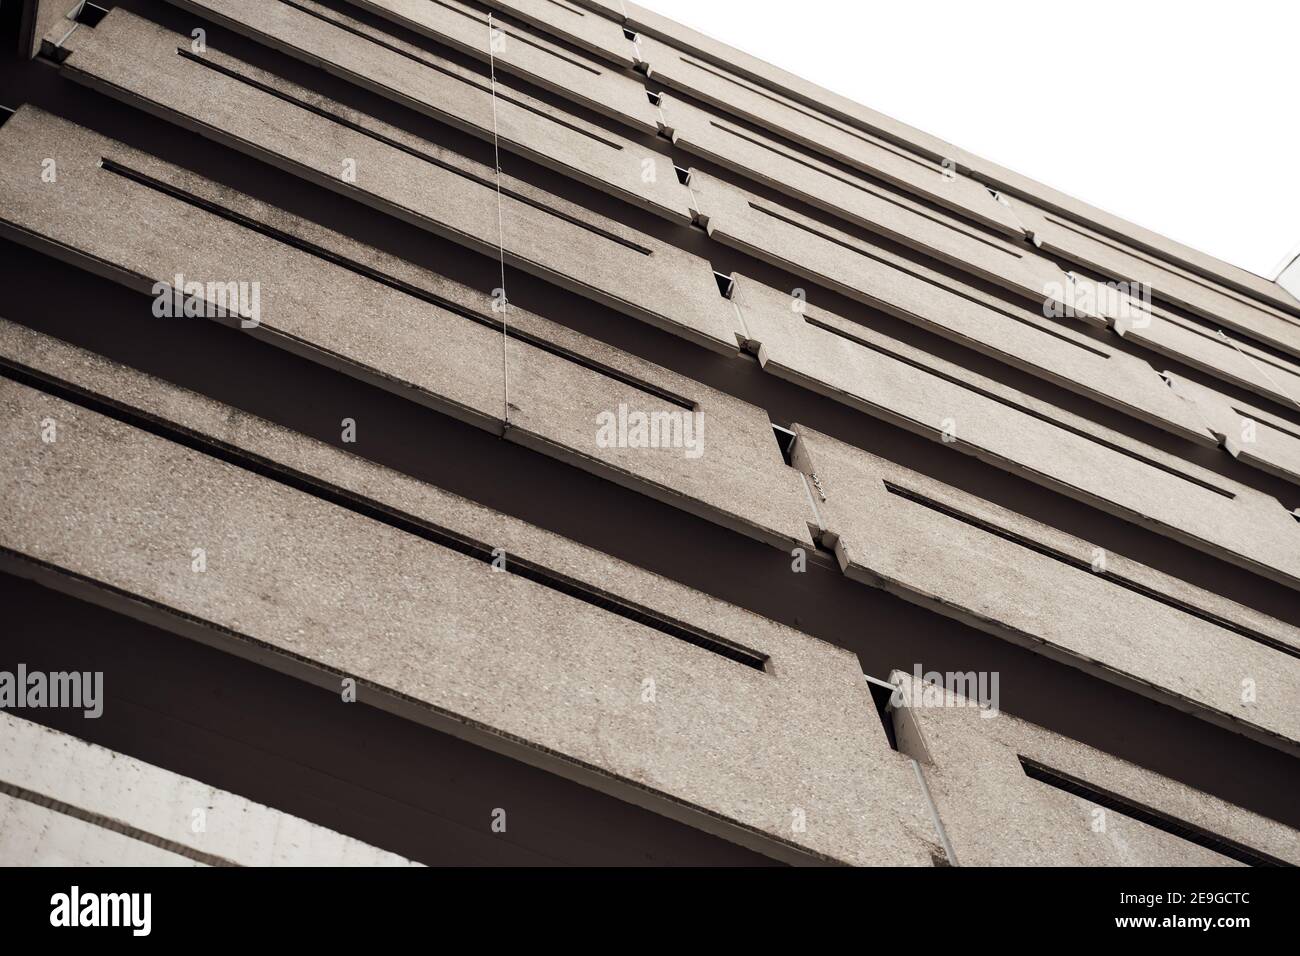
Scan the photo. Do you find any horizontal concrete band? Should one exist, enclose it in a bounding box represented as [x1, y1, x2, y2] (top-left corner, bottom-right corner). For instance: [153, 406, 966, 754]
[890, 674, 1300, 866]
[791, 428, 1300, 756]
[1167, 373, 1300, 487]
[596, 1, 1300, 320]
[0, 344, 941, 866]
[728, 278, 1300, 590]
[0, 109, 812, 551]
[662, 94, 1057, 301]
[1010, 195, 1300, 361]
[694, 172, 1217, 447]
[1115, 305, 1300, 409]
[472, 0, 639, 68]
[54, 21, 735, 356]
[115, 4, 692, 224]
[0, 714, 417, 866]
[635, 33, 1024, 239]
[175, 0, 656, 133]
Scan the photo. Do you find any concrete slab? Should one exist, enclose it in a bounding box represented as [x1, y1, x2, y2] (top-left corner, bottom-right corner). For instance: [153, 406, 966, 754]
[624, 2, 966, 171]
[663, 95, 1059, 299]
[33, 45, 737, 352]
[1116, 306, 1300, 409]
[475, 0, 637, 67]
[740, 311, 1298, 591]
[709, 194, 1217, 446]
[789, 427, 1300, 755]
[0, 714, 418, 866]
[294, 0, 662, 131]
[1010, 193, 1300, 360]
[0, 112, 807, 550]
[639, 35, 1022, 237]
[82, 8, 689, 223]
[0, 377, 942, 866]
[891, 673, 1300, 866]
[1166, 372, 1300, 486]
[975, 160, 1300, 319]
[0, 794, 198, 867]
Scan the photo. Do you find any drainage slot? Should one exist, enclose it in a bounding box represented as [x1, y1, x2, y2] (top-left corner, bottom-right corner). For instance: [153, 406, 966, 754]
[1018, 757, 1291, 867]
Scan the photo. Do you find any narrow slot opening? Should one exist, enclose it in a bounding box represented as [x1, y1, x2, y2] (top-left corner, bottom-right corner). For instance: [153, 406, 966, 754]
[865, 675, 900, 751]
[0, 360, 767, 671]
[771, 423, 797, 466]
[674, 165, 691, 185]
[1018, 757, 1290, 867]
[713, 271, 736, 299]
[71, 1, 109, 27]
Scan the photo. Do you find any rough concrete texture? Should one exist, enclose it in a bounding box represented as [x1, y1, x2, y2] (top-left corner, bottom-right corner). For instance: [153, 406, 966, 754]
[622, 1, 967, 173]
[305, 0, 659, 130]
[28, 0, 74, 57]
[1116, 305, 1300, 409]
[0, 378, 943, 866]
[0, 112, 809, 550]
[691, 174, 1233, 439]
[0, 795, 198, 867]
[1166, 372, 1300, 486]
[473, 0, 637, 67]
[638, 36, 1022, 237]
[891, 672, 1300, 866]
[1010, 194, 1300, 360]
[622, 0, 1300, 320]
[662, 95, 1065, 302]
[84, 8, 689, 224]
[0, 714, 419, 866]
[0, 101, 735, 356]
[731, 280, 1300, 591]
[730, 267, 1214, 447]
[791, 425, 1300, 755]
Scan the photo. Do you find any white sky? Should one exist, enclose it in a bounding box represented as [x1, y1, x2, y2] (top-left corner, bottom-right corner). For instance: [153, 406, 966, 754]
[641, 0, 1300, 279]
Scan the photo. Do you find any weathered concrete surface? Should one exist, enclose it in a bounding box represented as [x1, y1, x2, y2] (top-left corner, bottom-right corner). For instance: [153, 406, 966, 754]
[0, 714, 419, 866]
[1167, 372, 1300, 486]
[81, 8, 689, 223]
[54, 35, 729, 350]
[1115, 305, 1300, 409]
[28, 0, 73, 57]
[301, 0, 660, 130]
[640, 37, 1022, 237]
[730, 280, 1300, 590]
[1011, 194, 1300, 360]
[0, 112, 808, 550]
[623, 0, 1300, 320]
[891, 673, 1300, 866]
[474, 0, 637, 67]
[731, 270, 1214, 447]
[663, 95, 1062, 301]
[0, 794, 198, 867]
[625, 4, 967, 175]
[0, 376, 942, 866]
[693, 173, 1216, 420]
[790, 426, 1300, 755]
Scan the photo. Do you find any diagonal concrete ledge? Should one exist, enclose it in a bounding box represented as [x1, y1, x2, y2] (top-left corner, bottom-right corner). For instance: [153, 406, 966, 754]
[890, 673, 1300, 866]
[789, 426, 1300, 757]
[0, 367, 942, 866]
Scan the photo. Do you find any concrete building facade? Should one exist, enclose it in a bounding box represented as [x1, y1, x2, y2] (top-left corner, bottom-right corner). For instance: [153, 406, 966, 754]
[1, 0, 1297, 866]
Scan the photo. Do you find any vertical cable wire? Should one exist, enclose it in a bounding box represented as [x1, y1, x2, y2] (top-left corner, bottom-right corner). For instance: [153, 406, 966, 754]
[487, 13, 510, 428]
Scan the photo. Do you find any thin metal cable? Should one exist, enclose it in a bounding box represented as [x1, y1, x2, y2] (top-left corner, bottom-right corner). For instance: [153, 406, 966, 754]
[487, 13, 509, 428]
[1215, 328, 1300, 411]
